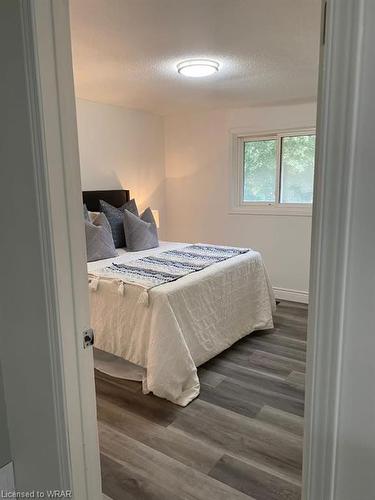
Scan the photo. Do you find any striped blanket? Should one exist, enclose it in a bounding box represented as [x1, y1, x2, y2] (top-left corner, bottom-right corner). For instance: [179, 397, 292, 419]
[105, 244, 249, 291]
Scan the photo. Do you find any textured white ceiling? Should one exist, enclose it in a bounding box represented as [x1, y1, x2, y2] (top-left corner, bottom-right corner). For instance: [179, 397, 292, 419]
[70, 0, 321, 115]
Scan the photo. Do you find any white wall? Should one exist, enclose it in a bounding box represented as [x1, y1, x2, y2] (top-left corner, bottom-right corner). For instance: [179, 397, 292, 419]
[0, 363, 10, 469]
[76, 98, 316, 296]
[164, 102, 316, 296]
[76, 99, 166, 237]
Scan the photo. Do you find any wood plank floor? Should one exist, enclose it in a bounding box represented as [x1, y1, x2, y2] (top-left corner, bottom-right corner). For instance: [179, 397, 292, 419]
[95, 300, 307, 500]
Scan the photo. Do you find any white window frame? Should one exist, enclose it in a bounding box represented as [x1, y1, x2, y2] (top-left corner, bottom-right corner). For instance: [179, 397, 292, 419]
[230, 127, 316, 216]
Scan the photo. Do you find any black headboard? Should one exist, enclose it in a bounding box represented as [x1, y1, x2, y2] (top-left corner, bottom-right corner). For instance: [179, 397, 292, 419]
[82, 189, 130, 212]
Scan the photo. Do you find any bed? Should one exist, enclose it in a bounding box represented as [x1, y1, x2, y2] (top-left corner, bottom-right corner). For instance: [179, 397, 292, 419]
[84, 190, 275, 406]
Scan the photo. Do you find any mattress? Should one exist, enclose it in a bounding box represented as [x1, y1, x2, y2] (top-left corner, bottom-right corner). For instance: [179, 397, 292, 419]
[88, 241, 275, 406]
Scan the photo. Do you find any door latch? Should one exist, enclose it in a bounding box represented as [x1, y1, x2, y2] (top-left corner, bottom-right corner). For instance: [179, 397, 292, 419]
[83, 328, 94, 349]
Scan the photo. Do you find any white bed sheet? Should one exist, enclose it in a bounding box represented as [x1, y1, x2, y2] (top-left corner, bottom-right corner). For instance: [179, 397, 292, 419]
[88, 241, 275, 406]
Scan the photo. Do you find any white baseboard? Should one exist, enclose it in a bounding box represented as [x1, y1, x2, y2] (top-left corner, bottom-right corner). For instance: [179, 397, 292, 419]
[0, 462, 15, 493]
[273, 287, 309, 304]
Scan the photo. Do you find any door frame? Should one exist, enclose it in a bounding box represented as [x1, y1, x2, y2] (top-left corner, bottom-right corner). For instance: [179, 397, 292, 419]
[3, 0, 370, 498]
[30, 1, 103, 498]
[1, 0, 102, 497]
[303, 1, 367, 499]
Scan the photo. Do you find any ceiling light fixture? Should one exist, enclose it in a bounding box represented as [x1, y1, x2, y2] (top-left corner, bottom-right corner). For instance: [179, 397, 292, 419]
[177, 59, 220, 78]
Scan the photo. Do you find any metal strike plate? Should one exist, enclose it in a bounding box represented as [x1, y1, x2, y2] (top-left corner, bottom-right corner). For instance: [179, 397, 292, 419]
[83, 328, 94, 349]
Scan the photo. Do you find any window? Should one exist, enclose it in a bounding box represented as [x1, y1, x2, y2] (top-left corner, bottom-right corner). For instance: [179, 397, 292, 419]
[232, 129, 316, 215]
[243, 139, 277, 203]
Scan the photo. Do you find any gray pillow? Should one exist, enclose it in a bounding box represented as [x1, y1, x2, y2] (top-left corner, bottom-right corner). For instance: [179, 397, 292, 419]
[100, 199, 139, 248]
[85, 213, 118, 262]
[123, 207, 159, 252]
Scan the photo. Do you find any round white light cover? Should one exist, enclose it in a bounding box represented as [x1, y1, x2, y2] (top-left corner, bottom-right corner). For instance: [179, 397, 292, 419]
[177, 59, 220, 77]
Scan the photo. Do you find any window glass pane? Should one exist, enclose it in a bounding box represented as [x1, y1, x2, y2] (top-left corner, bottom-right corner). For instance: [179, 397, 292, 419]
[280, 135, 315, 204]
[243, 139, 277, 202]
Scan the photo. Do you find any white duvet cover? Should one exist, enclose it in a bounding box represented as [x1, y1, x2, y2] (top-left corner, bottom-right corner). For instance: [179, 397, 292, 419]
[88, 242, 275, 406]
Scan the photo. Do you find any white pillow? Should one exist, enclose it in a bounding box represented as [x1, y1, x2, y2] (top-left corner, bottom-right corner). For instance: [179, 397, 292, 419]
[88, 211, 100, 223]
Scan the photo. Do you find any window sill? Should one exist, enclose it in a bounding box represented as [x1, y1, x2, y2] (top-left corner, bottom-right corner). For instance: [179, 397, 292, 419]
[229, 205, 313, 217]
